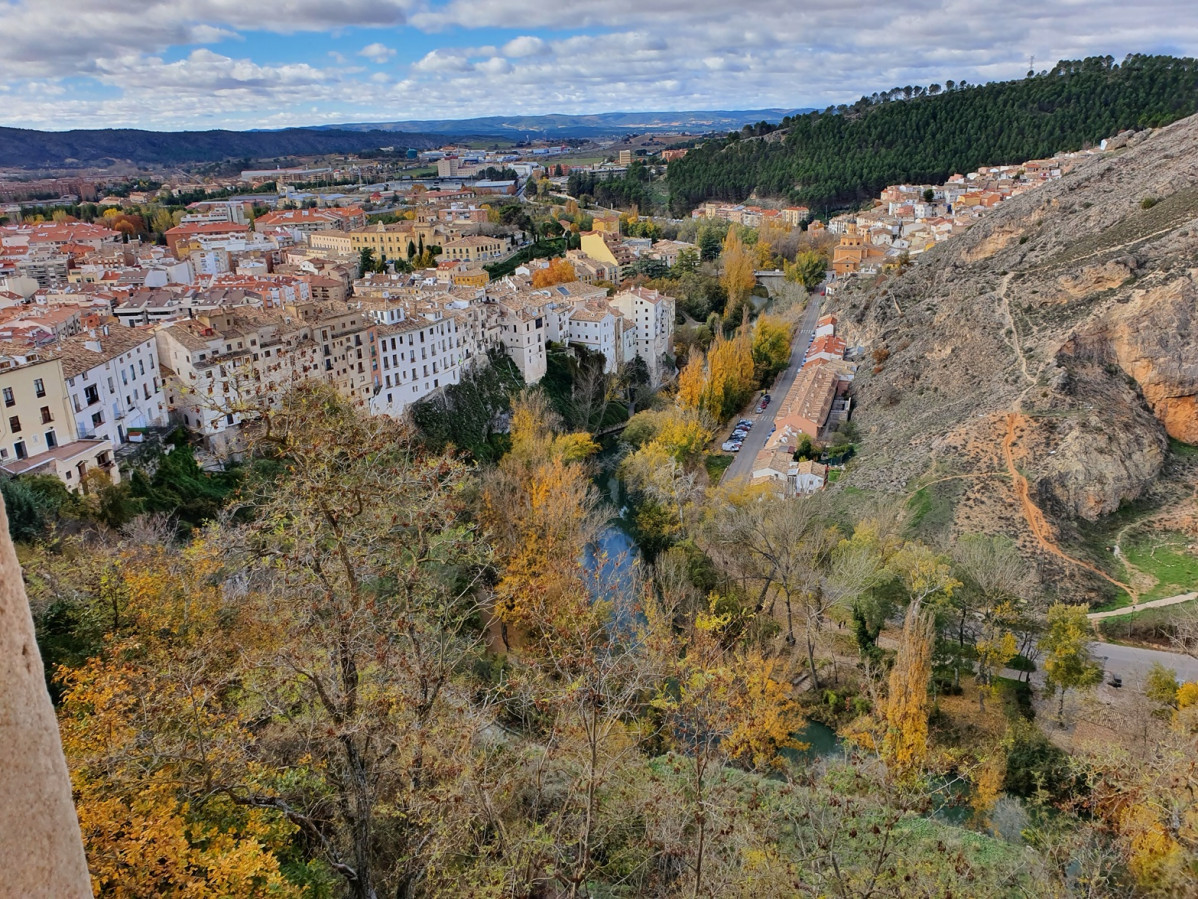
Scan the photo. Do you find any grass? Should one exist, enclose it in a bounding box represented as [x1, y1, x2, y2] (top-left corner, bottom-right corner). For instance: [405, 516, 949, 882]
[704, 453, 734, 483]
[1122, 531, 1198, 602]
[827, 469, 842, 484]
[906, 478, 963, 541]
[1170, 437, 1198, 458]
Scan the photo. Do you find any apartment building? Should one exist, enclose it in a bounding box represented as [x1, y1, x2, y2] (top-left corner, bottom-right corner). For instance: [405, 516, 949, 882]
[59, 328, 167, 448]
[609, 286, 675, 387]
[156, 302, 377, 453]
[370, 311, 463, 418]
[440, 235, 507, 264]
[0, 348, 117, 489]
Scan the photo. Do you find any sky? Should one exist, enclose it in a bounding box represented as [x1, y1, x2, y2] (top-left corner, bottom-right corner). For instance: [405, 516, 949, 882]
[1, 0, 1197, 132]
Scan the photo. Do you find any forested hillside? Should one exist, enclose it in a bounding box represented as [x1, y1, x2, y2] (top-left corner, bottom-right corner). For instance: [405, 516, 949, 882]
[667, 54, 1198, 214]
[0, 126, 446, 169]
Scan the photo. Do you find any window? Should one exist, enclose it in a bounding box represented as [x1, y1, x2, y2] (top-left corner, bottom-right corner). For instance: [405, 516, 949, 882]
[8, 416, 20, 433]
[92, 411, 103, 427]
[40, 406, 52, 424]
[33, 378, 45, 398]
[2, 387, 13, 407]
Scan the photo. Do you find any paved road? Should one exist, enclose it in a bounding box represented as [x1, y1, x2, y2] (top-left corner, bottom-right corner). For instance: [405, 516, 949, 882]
[721, 294, 822, 484]
[1088, 592, 1197, 620]
[1092, 641, 1198, 688]
[1007, 641, 1198, 693]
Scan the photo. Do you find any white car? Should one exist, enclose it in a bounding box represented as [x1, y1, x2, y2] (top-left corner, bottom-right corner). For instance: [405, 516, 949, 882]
[722, 441, 743, 452]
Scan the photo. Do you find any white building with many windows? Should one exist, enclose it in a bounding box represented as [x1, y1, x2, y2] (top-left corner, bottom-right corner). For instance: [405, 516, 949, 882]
[369, 311, 463, 418]
[59, 328, 167, 447]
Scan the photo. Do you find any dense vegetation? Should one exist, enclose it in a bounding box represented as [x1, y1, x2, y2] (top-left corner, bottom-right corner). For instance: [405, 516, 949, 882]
[667, 54, 1198, 214]
[568, 161, 660, 213]
[12, 378, 1198, 897]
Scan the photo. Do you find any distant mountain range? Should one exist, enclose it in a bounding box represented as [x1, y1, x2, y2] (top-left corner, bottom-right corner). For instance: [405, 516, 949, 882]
[307, 109, 811, 139]
[0, 127, 450, 170]
[0, 109, 807, 170]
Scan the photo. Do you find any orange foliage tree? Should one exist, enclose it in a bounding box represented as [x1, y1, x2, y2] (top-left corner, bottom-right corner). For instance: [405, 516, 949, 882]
[531, 257, 578, 288]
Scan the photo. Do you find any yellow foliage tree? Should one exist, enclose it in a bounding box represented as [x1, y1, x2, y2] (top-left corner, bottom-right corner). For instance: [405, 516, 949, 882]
[531, 257, 577, 288]
[57, 543, 305, 898]
[720, 228, 756, 305]
[751, 315, 792, 383]
[677, 352, 706, 411]
[881, 600, 936, 781]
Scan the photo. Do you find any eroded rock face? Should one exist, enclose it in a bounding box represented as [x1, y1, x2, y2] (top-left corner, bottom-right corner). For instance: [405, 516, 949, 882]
[1102, 276, 1198, 444]
[1031, 371, 1169, 520]
[833, 111, 1198, 582]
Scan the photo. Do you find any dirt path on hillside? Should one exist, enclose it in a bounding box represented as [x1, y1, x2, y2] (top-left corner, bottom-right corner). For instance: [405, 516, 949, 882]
[997, 272, 1034, 385]
[1001, 412, 1137, 598]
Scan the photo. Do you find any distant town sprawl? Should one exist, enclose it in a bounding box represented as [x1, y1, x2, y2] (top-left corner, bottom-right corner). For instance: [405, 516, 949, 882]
[0, 134, 1111, 490]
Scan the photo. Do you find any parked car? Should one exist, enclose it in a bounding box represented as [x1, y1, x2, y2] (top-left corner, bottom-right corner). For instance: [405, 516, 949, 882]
[721, 441, 742, 452]
[756, 400, 768, 413]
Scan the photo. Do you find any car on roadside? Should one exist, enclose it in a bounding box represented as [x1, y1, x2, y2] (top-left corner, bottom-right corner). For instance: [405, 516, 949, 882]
[721, 440, 742, 452]
[737, 419, 754, 429]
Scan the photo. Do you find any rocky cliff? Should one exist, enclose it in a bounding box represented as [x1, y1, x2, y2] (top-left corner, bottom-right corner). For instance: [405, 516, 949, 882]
[832, 114, 1198, 598]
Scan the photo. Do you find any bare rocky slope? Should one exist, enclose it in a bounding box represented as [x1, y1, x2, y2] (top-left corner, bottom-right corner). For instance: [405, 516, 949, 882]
[831, 114, 1198, 601]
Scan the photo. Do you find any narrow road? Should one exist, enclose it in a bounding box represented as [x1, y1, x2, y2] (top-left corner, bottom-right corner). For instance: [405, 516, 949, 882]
[1088, 592, 1198, 620]
[1092, 641, 1198, 688]
[721, 294, 822, 485]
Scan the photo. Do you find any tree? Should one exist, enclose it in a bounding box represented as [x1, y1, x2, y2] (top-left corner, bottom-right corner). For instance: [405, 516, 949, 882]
[719, 228, 756, 306]
[651, 605, 804, 898]
[697, 225, 723, 262]
[675, 246, 700, 274]
[882, 600, 936, 780]
[784, 249, 827, 290]
[357, 246, 377, 275]
[229, 385, 491, 898]
[531, 257, 577, 288]
[750, 315, 791, 386]
[1040, 602, 1102, 724]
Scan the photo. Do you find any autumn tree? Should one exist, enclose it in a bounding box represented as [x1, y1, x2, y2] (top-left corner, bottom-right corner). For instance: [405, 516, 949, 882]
[531, 256, 578, 288]
[720, 228, 756, 306]
[227, 384, 493, 898]
[882, 600, 936, 781]
[750, 314, 792, 385]
[1040, 602, 1102, 725]
[56, 536, 325, 897]
[784, 249, 827, 290]
[651, 601, 804, 897]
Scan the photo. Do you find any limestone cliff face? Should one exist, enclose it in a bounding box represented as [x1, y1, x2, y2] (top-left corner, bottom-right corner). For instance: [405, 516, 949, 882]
[830, 112, 1198, 591]
[1099, 275, 1198, 444]
[0, 497, 93, 897]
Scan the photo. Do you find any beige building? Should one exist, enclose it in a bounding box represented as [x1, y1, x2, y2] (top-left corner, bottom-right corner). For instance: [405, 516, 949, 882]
[156, 303, 377, 454]
[440, 235, 507, 264]
[0, 348, 117, 490]
[307, 230, 354, 255]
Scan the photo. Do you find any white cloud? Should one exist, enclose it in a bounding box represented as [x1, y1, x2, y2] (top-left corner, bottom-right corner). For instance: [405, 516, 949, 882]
[359, 42, 397, 64]
[501, 35, 547, 58]
[2, 0, 1198, 130]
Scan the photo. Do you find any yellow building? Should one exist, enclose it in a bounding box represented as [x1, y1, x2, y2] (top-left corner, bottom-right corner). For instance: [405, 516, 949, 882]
[0, 350, 117, 490]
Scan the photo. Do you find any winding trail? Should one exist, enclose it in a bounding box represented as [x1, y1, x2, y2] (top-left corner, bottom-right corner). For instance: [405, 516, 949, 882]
[1001, 412, 1137, 598]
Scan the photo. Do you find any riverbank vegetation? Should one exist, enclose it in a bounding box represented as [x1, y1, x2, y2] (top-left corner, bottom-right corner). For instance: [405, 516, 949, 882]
[12, 380, 1198, 895]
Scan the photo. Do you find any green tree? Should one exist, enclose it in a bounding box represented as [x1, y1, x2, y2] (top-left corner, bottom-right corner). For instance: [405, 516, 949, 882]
[1040, 602, 1102, 724]
[785, 249, 827, 290]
